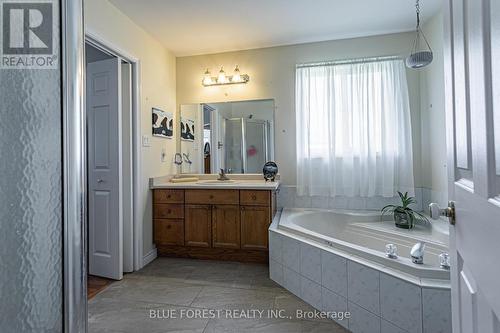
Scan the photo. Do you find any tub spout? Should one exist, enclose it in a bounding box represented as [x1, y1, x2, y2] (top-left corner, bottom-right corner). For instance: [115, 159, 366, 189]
[410, 242, 426, 264]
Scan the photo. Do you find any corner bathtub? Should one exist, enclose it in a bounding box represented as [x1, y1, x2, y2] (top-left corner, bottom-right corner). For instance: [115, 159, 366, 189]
[279, 208, 450, 281]
[268, 208, 452, 333]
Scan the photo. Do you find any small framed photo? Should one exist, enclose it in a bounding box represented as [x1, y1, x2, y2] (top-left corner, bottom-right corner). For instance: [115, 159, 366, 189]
[152, 108, 173, 139]
[180, 117, 195, 142]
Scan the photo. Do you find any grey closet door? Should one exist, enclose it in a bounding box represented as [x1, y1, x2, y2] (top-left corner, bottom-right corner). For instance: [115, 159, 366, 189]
[0, 0, 63, 331]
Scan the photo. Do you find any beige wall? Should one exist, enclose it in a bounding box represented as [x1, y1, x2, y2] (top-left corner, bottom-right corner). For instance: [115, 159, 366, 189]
[85, 0, 177, 256]
[176, 32, 423, 187]
[420, 13, 448, 206]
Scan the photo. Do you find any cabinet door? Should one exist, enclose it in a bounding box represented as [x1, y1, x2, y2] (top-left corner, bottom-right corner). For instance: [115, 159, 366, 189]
[185, 204, 211, 247]
[154, 219, 184, 246]
[212, 205, 240, 249]
[240, 206, 270, 251]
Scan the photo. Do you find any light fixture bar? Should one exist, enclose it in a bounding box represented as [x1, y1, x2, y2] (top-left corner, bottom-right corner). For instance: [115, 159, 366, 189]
[202, 65, 250, 86]
[202, 74, 250, 86]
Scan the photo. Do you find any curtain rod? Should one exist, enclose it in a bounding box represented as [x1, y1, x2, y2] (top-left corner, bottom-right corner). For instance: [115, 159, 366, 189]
[296, 55, 403, 68]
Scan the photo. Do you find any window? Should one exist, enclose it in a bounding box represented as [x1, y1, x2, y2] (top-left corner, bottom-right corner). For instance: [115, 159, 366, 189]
[295, 58, 415, 198]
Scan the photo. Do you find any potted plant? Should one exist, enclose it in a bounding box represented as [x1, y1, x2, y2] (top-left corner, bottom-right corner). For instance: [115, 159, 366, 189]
[381, 192, 429, 229]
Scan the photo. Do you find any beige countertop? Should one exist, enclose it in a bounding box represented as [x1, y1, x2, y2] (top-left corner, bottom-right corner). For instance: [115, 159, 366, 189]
[149, 174, 280, 190]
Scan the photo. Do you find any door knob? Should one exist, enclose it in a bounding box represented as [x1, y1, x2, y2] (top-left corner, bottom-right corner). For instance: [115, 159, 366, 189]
[97, 179, 104, 183]
[429, 202, 456, 225]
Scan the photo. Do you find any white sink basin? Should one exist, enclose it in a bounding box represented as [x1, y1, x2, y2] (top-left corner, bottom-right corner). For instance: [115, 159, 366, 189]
[196, 180, 238, 185]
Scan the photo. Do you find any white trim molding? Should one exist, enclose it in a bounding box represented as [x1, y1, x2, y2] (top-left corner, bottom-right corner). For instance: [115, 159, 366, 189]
[85, 30, 144, 272]
[143, 248, 158, 267]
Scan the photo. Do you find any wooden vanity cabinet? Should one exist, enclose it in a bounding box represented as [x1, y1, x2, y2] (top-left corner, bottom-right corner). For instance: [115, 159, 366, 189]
[153, 188, 277, 263]
[153, 189, 185, 246]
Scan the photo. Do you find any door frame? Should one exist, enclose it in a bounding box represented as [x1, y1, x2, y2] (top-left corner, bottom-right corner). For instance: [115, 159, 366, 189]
[62, 0, 86, 331]
[84, 30, 144, 272]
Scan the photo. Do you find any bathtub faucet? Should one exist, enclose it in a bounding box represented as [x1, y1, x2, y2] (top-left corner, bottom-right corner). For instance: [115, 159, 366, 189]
[410, 242, 426, 264]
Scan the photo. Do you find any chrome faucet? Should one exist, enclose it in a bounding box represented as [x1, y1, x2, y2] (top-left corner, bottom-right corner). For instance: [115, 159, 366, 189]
[217, 169, 230, 181]
[183, 153, 192, 165]
[410, 242, 426, 264]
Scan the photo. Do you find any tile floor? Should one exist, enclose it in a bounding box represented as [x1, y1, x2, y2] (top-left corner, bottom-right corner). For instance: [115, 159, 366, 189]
[89, 257, 349, 333]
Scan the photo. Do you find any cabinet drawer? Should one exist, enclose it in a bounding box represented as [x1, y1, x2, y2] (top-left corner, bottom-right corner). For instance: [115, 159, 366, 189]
[185, 189, 239, 205]
[154, 189, 184, 203]
[153, 204, 184, 219]
[240, 190, 270, 206]
[154, 219, 184, 246]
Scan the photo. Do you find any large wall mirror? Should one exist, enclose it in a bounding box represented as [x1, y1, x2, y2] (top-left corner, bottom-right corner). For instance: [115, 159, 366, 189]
[179, 99, 275, 174]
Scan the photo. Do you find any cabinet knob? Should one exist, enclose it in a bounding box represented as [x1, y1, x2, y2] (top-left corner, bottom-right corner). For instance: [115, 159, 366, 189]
[241, 206, 245, 211]
[251, 195, 257, 200]
[209, 195, 214, 199]
[167, 194, 171, 199]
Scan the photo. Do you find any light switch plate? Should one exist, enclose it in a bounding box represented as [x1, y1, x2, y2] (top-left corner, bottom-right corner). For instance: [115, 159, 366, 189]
[161, 148, 166, 162]
[142, 135, 151, 147]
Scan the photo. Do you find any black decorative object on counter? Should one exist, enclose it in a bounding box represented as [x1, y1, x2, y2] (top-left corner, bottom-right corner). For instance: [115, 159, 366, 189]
[263, 161, 278, 182]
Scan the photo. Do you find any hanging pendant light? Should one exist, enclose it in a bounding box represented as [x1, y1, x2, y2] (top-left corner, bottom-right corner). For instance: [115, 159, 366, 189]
[406, 0, 433, 69]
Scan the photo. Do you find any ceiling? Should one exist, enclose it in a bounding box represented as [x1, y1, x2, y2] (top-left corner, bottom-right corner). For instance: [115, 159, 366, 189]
[109, 0, 442, 57]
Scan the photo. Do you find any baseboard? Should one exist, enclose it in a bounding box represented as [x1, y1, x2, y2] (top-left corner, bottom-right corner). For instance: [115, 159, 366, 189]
[157, 245, 269, 264]
[142, 248, 157, 267]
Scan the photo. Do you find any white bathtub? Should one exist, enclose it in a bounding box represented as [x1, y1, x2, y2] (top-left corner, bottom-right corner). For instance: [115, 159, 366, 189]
[278, 208, 450, 281]
[269, 208, 452, 332]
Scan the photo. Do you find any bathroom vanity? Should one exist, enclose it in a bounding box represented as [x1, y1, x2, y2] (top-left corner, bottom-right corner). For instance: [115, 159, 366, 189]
[150, 176, 279, 263]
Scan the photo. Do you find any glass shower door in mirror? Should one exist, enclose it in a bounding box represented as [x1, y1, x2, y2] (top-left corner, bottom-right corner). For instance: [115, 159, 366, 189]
[244, 120, 268, 173]
[224, 118, 244, 173]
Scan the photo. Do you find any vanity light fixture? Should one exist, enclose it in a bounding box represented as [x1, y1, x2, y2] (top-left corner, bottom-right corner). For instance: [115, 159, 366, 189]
[202, 69, 213, 86]
[217, 67, 228, 84]
[202, 65, 250, 86]
[232, 65, 242, 83]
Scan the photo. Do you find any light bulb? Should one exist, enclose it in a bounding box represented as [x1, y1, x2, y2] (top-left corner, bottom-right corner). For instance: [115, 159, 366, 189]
[217, 67, 227, 84]
[232, 65, 242, 83]
[202, 69, 213, 86]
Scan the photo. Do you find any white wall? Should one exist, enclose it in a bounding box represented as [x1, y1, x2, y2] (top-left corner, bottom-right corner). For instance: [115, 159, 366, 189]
[85, 0, 177, 258]
[420, 12, 448, 207]
[176, 32, 423, 187]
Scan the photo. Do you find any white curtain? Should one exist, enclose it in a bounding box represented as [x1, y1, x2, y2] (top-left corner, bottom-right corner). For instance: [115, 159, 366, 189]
[296, 59, 415, 198]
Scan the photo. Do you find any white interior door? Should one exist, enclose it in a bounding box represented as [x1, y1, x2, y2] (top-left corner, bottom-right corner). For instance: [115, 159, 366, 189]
[443, 0, 500, 332]
[87, 58, 123, 280]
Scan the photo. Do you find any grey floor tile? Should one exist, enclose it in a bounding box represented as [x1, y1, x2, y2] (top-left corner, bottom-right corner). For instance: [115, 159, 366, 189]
[96, 277, 203, 307]
[89, 258, 349, 333]
[203, 317, 303, 333]
[88, 298, 209, 333]
[190, 285, 277, 310]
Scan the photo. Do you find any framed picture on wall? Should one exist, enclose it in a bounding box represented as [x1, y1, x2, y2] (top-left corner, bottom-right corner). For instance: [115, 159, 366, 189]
[152, 108, 173, 139]
[180, 117, 195, 142]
